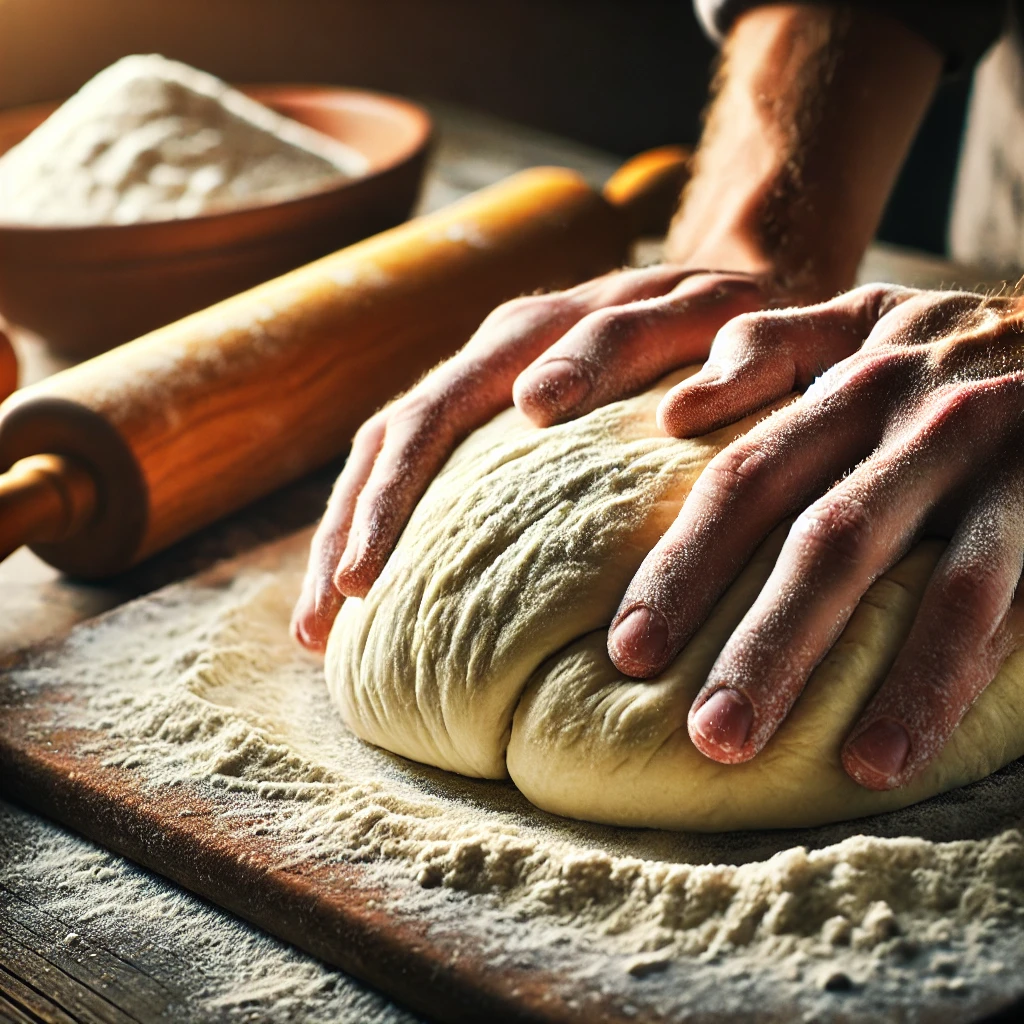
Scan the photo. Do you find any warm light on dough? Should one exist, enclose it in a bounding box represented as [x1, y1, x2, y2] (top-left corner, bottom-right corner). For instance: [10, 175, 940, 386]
[325, 368, 1024, 830]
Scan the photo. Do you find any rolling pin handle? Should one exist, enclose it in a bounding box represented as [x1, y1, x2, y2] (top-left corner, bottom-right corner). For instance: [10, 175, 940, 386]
[0, 454, 98, 564]
[602, 145, 692, 241]
[0, 328, 16, 403]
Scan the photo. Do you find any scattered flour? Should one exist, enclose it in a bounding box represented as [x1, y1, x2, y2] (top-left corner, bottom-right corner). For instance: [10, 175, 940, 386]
[0, 801, 416, 1023]
[7, 537, 1024, 1021]
[0, 55, 368, 225]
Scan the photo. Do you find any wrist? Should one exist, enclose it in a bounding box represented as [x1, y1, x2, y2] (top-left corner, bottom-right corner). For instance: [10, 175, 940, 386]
[665, 195, 862, 306]
[664, 194, 843, 306]
[663, 4, 941, 308]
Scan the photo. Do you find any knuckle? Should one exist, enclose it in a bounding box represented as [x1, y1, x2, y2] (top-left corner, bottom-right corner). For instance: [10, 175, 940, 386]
[692, 443, 775, 507]
[715, 310, 766, 348]
[388, 390, 443, 432]
[790, 498, 872, 567]
[815, 349, 910, 402]
[934, 564, 1008, 635]
[912, 377, 1024, 453]
[477, 293, 558, 335]
[583, 304, 643, 344]
[853, 282, 915, 318]
[492, 293, 552, 319]
[382, 393, 452, 452]
[603, 263, 680, 296]
[851, 349, 906, 383]
[872, 290, 978, 347]
[915, 382, 993, 441]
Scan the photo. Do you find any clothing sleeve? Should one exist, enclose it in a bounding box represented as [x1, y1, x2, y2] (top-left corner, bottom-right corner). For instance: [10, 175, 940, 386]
[693, 1, 1007, 73]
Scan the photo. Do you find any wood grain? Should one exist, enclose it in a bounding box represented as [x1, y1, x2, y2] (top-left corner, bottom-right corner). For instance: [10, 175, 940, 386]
[0, 690, 635, 1024]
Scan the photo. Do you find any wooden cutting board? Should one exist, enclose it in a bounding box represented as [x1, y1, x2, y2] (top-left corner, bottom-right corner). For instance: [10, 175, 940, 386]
[0, 530, 666, 1024]
[3, 527, 1024, 1024]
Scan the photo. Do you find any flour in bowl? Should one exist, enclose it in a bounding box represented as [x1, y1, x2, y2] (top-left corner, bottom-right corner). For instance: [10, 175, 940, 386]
[0, 54, 368, 225]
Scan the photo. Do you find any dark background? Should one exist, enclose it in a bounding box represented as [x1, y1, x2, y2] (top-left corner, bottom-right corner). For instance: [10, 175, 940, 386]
[0, 0, 973, 254]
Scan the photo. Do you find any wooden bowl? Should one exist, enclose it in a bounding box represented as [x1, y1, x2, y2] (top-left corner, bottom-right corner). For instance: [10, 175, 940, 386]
[0, 85, 432, 358]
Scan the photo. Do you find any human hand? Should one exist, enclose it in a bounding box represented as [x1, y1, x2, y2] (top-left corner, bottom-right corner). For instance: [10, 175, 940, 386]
[292, 266, 774, 652]
[607, 283, 1024, 790]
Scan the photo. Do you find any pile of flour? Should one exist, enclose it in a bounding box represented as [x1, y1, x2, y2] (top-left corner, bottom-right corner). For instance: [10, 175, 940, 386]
[11, 540, 1024, 1021]
[0, 55, 368, 225]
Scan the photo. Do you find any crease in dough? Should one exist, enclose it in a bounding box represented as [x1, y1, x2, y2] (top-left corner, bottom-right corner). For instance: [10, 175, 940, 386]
[325, 368, 1024, 830]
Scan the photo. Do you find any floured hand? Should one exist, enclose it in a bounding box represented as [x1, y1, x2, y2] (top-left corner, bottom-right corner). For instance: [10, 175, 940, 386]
[607, 284, 1024, 791]
[291, 266, 773, 651]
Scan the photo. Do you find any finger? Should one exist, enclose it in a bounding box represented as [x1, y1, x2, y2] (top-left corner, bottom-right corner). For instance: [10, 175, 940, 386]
[687, 371, 1024, 765]
[661, 284, 994, 440]
[329, 267, 715, 598]
[512, 272, 766, 426]
[330, 373, 483, 598]
[843, 474, 1024, 790]
[291, 415, 386, 650]
[686, 424, 966, 767]
[465, 264, 700, 368]
[656, 283, 916, 438]
[607, 354, 906, 680]
[331, 357, 518, 597]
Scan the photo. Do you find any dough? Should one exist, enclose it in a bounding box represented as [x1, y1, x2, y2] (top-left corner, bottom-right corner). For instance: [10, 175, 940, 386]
[325, 368, 1024, 830]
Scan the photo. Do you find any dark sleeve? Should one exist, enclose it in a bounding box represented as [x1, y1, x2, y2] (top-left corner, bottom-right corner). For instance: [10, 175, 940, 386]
[693, 0, 1007, 73]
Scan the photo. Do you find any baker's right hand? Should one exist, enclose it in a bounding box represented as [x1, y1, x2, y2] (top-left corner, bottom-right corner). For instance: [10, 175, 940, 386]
[292, 266, 772, 651]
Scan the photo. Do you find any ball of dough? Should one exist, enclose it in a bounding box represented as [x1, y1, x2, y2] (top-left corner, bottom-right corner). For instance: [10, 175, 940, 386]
[325, 369, 1024, 830]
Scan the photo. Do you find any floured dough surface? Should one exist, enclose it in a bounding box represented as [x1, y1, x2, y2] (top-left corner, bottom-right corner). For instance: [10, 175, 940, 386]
[325, 369, 1024, 830]
[0, 54, 367, 225]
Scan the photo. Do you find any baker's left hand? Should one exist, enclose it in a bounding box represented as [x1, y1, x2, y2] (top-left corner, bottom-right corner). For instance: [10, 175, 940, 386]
[291, 266, 775, 653]
[607, 283, 1024, 790]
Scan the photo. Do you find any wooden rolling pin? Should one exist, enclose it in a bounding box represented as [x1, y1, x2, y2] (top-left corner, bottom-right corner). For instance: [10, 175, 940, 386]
[0, 146, 689, 577]
[0, 330, 15, 403]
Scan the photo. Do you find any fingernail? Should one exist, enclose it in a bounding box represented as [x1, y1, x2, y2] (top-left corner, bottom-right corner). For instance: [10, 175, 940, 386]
[333, 559, 353, 587]
[691, 688, 753, 752]
[334, 544, 376, 599]
[846, 719, 910, 781]
[334, 536, 363, 586]
[292, 615, 322, 652]
[333, 566, 359, 597]
[609, 606, 669, 674]
[524, 359, 591, 412]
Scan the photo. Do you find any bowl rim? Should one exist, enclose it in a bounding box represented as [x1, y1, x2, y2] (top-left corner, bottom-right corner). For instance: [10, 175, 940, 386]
[0, 83, 434, 236]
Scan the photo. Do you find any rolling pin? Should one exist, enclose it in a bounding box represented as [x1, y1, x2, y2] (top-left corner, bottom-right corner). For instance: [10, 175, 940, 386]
[0, 330, 15, 403]
[0, 146, 689, 578]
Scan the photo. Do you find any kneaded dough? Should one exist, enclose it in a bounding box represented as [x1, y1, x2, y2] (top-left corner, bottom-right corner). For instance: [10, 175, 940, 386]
[325, 368, 1024, 830]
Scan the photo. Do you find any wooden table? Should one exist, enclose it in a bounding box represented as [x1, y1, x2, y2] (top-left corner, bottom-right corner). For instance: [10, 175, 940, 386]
[1, 103, 1019, 1024]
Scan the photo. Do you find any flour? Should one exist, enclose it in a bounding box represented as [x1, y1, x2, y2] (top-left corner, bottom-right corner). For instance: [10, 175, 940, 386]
[9, 539, 1024, 1021]
[0, 55, 368, 225]
[0, 802, 415, 1023]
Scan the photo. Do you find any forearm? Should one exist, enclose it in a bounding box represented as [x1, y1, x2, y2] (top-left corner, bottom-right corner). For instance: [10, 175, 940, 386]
[667, 4, 943, 301]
